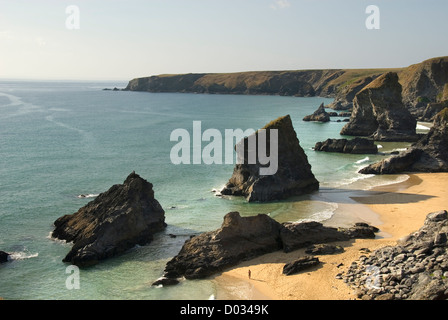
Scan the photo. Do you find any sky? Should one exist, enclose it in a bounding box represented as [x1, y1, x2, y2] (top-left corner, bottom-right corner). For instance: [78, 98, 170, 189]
[0, 0, 447, 81]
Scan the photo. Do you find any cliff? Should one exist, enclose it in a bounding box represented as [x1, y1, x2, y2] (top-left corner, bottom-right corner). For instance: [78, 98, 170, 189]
[124, 56, 448, 117]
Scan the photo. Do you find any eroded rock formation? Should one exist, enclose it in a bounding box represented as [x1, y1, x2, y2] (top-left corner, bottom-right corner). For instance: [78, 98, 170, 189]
[340, 72, 418, 142]
[220, 115, 319, 202]
[52, 172, 166, 267]
[359, 108, 448, 174]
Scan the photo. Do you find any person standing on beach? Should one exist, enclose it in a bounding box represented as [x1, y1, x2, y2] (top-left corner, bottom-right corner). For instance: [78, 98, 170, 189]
[248, 269, 251, 279]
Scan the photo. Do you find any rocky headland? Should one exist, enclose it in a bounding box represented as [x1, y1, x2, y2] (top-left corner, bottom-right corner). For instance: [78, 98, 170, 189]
[52, 172, 166, 267]
[124, 56, 448, 120]
[359, 108, 448, 174]
[340, 72, 418, 142]
[159, 211, 378, 282]
[220, 115, 319, 202]
[314, 137, 378, 154]
[340, 210, 448, 300]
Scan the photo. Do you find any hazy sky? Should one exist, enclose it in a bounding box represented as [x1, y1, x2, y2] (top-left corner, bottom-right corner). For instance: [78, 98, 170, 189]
[0, 0, 447, 80]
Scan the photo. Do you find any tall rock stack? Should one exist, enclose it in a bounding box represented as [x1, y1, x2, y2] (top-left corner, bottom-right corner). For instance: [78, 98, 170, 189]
[340, 72, 418, 142]
[220, 115, 319, 202]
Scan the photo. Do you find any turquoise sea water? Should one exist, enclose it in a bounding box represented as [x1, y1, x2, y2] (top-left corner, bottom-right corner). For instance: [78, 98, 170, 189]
[0, 80, 418, 300]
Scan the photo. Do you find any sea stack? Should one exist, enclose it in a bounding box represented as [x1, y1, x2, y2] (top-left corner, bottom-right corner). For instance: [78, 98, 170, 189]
[340, 72, 418, 142]
[359, 108, 448, 174]
[220, 115, 319, 202]
[303, 103, 331, 122]
[52, 172, 166, 267]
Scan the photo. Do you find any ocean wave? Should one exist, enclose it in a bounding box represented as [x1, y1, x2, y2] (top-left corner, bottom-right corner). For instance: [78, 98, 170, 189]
[364, 174, 410, 191]
[77, 193, 99, 199]
[355, 156, 370, 164]
[9, 251, 39, 261]
[296, 202, 338, 223]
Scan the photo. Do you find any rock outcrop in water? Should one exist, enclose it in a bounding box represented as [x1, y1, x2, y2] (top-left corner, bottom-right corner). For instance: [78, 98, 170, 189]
[220, 115, 319, 202]
[341, 210, 448, 300]
[340, 72, 418, 142]
[314, 138, 378, 154]
[0, 251, 10, 264]
[303, 103, 331, 122]
[159, 212, 378, 281]
[359, 108, 448, 174]
[52, 172, 166, 267]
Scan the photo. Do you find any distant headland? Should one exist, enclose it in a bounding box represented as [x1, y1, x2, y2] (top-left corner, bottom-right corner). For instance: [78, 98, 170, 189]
[122, 56, 448, 120]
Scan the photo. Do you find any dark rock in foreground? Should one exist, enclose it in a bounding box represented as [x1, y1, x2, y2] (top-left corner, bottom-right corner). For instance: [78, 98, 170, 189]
[160, 212, 378, 281]
[163, 212, 283, 280]
[221, 115, 319, 202]
[341, 72, 418, 142]
[52, 172, 166, 267]
[0, 251, 10, 264]
[283, 256, 320, 275]
[314, 138, 378, 154]
[341, 210, 448, 300]
[303, 103, 330, 122]
[359, 108, 448, 174]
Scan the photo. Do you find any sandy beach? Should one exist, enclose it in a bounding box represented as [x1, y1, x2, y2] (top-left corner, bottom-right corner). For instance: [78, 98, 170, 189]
[214, 173, 448, 300]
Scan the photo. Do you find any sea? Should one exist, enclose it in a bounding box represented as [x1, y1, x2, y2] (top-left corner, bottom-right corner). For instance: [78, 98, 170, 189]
[0, 80, 429, 300]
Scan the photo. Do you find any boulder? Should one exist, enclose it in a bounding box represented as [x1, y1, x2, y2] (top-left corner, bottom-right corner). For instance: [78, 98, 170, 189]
[341, 72, 418, 142]
[221, 115, 319, 202]
[303, 103, 331, 122]
[314, 138, 378, 154]
[359, 108, 448, 174]
[0, 251, 10, 264]
[341, 210, 448, 300]
[52, 172, 166, 267]
[305, 244, 344, 255]
[283, 256, 320, 275]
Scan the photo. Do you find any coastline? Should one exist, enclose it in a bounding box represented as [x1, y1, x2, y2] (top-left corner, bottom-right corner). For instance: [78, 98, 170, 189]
[213, 172, 448, 300]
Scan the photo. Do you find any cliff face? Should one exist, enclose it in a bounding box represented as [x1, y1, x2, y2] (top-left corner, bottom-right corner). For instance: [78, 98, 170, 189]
[125, 70, 344, 97]
[124, 56, 448, 118]
[400, 57, 448, 117]
[340, 72, 418, 141]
